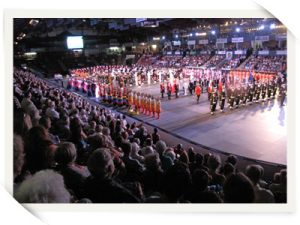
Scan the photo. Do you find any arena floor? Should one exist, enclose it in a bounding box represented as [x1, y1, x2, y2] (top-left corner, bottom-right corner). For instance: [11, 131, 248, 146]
[129, 83, 287, 165]
[55, 79, 286, 165]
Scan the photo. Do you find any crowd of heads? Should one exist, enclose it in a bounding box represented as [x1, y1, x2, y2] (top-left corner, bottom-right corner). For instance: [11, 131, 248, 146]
[243, 55, 287, 73]
[13, 68, 286, 203]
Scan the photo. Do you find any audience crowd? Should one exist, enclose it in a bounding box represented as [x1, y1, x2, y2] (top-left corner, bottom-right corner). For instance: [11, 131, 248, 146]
[243, 55, 287, 73]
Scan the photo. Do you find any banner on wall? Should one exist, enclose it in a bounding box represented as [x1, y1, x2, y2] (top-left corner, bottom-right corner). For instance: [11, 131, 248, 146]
[173, 41, 181, 46]
[217, 51, 226, 54]
[216, 38, 227, 44]
[199, 39, 209, 44]
[234, 50, 245, 55]
[255, 35, 269, 42]
[258, 50, 269, 55]
[276, 50, 287, 55]
[174, 50, 181, 55]
[187, 40, 196, 45]
[276, 35, 287, 41]
[231, 37, 244, 43]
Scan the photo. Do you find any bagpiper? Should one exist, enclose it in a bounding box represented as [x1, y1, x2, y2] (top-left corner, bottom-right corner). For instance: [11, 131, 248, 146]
[151, 96, 156, 117]
[219, 86, 226, 113]
[235, 86, 241, 108]
[229, 86, 235, 109]
[136, 92, 140, 114]
[248, 83, 254, 105]
[167, 82, 172, 100]
[132, 91, 137, 112]
[240, 84, 246, 106]
[156, 97, 161, 119]
[128, 91, 133, 112]
[147, 94, 152, 115]
[160, 82, 165, 99]
[267, 81, 273, 100]
[210, 89, 218, 115]
[280, 83, 287, 107]
[261, 82, 267, 102]
[255, 83, 261, 103]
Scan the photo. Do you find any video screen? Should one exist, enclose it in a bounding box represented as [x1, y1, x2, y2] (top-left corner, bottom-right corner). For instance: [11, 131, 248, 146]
[66, 36, 83, 49]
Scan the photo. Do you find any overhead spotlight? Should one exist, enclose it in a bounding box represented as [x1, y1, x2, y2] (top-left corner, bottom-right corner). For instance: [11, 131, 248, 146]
[259, 25, 265, 30]
[235, 27, 240, 32]
[162, 36, 165, 40]
[189, 33, 193, 37]
[270, 23, 276, 29]
[175, 34, 178, 38]
[211, 30, 216, 35]
[234, 21, 237, 24]
[29, 19, 39, 26]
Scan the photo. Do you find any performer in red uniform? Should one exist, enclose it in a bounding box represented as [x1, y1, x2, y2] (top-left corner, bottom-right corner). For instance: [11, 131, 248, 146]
[195, 84, 202, 104]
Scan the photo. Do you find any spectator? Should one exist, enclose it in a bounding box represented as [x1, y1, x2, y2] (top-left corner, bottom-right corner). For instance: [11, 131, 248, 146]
[245, 164, 275, 203]
[13, 134, 25, 181]
[24, 126, 57, 174]
[55, 142, 90, 198]
[15, 169, 71, 203]
[223, 173, 255, 203]
[151, 128, 160, 144]
[120, 142, 144, 181]
[208, 154, 226, 186]
[269, 169, 287, 203]
[163, 162, 192, 202]
[84, 148, 140, 203]
[141, 153, 164, 196]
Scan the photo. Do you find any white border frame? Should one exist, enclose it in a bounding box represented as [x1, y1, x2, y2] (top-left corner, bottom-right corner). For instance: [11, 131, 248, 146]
[4, 9, 295, 213]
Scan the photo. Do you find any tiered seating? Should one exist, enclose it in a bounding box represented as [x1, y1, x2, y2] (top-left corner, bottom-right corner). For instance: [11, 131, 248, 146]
[205, 55, 226, 68]
[181, 55, 211, 67]
[243, 55, 286, 73]
[221, 55, 246, 70]
[154, 56, 183, 68]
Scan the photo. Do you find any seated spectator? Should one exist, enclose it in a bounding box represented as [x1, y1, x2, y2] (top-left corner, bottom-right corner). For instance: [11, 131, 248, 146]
[189, 153, 209, 174]
[45, 101, 60, 120]
[39, 116, 60, 144]
[24, 126, 57, 174]
[141, 153, 164, 196]
[140, 138, 154, 156]
[14, 109, 32, 137]
[184, 169, 222, 203]
[208, 154, 226, 186]
[21, 91, 40, 125]
[84, 148, 140, 203]
[54, 114, 71, 140]
[269, 169, 287, 203]
[120, 142, 144, 182]
[222, 162, 235, 179]
[151, 128, 160, 144]
[156, 140, 174, 171]
[223, 173, 255, 203]
[13, 134, 25, 182]
[162, 162, 192, 202]
[15, 169, 71, 203]
[245, 164, 275, 203]
[130, 142, 144, 163]
[55, 142, 90, 198]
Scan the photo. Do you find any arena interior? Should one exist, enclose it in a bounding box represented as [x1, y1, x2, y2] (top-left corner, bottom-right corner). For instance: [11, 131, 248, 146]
[13, 18, 287, 203]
